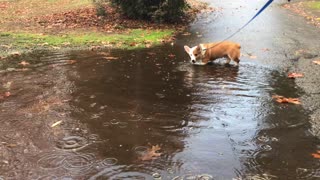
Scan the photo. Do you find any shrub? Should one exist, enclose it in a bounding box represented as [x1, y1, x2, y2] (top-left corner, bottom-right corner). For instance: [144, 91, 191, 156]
[111, 0, 187, 23]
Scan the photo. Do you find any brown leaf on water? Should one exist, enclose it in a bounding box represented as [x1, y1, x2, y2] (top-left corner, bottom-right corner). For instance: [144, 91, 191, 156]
[19, 61, 30, 66]
[102, 56, 119, 60]
[311, 151, 320, 159]
[272, 95, 301, 105]
[140, 145, 162, 161]
[168, 54, 175, 58]
[262, 48, 270, 52]
[288, 73, 304, 79]
[313, 60, 320, 65]
[67, 60, 77, 64]
[249, 55, 257, 59]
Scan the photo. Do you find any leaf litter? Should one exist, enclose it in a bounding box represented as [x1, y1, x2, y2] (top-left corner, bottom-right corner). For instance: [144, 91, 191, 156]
[311, 151, 320, 159]
[288, 73, 304, 79]
[272, 95, 301, 105]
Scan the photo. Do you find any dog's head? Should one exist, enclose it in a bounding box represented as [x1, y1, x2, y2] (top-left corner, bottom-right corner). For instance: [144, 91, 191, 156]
[184, 45, 205, 65]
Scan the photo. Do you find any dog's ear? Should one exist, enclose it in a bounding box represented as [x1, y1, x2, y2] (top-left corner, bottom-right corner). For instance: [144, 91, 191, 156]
[184, 45, 191, 53]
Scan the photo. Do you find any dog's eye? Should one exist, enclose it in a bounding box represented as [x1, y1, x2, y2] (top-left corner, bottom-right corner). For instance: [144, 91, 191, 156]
[195, 54, 198, 56]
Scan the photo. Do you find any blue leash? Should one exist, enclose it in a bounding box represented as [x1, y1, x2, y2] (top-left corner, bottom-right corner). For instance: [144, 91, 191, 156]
[207, 0, 274, 49]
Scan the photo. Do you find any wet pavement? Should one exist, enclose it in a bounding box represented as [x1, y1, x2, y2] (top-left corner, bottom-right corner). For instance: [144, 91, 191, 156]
[1, 0, 320, 179]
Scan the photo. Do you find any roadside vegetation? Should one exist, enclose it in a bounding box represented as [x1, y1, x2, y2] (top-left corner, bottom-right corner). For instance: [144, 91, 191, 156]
[0, 0, 208, 58]
[283, 0, 320, 28]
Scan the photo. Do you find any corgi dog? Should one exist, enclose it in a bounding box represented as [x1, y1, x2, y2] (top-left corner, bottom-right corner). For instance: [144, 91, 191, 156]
[184, 41, 241, 65]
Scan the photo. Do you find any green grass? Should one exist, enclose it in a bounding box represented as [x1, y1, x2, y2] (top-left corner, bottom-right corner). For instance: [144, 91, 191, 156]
[0, 29, 173, 51]
[306, 1, 320, 10]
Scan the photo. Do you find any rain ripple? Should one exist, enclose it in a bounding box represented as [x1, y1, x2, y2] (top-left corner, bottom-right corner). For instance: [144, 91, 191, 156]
[55, 136, 89, 151]
[37, 152, 119, 176]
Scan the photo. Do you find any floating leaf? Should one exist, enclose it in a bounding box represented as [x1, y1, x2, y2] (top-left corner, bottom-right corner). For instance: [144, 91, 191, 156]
[311, 151, 320, 159]
[140, 145, 162, 161]
[288, 73, 304, 79]
[103, 56, 119, 60]
[168, 54, 175, 58]
[272, 95, 301, 105]
[67, 60, 77, 64]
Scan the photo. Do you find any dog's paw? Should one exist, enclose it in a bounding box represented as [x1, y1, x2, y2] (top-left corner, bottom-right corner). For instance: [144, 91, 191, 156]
[193, 62, 206, 66]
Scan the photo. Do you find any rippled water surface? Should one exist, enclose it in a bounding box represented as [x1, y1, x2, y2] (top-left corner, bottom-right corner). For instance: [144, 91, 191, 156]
[0, 46, 318, 179]
[1, 0, 320, 179]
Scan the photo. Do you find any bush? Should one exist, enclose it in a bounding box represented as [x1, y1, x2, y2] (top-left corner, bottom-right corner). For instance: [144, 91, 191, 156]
[111, 0, 187, 23]
[93, 0, 108, 17]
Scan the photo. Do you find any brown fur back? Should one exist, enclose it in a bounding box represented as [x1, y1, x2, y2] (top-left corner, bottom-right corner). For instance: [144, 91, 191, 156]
[196, 41, 241, 64]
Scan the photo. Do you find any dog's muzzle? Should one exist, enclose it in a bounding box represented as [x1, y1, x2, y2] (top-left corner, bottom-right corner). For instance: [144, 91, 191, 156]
[191, 60, 196, 64]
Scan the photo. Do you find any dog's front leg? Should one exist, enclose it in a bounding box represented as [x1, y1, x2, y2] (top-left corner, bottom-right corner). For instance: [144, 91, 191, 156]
[202, 57, 210, 65]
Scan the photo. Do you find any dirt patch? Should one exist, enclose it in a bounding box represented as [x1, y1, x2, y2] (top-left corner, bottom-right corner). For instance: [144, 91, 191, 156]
[283, 1, 320, 28]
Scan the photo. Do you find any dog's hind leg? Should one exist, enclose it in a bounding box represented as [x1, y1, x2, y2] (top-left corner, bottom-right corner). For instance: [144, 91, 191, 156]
[226, 55, 232, 64]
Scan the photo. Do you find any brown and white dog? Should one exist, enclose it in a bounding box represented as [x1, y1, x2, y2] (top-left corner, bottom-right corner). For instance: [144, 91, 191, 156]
[184, 41, 241, 66]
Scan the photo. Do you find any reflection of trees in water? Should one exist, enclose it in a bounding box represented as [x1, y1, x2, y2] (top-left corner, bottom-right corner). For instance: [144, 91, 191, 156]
[71, 48, 193, 178]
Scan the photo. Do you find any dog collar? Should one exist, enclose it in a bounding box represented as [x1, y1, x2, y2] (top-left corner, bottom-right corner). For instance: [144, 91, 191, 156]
[200, 44, 206, 56]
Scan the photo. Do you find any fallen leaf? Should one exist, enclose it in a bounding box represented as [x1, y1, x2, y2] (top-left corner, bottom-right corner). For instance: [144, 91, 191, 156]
[11, 51, 21, 56]
[262, 48, 270, 51]
[103, 56, 119, 60]
[249, 55, 257, 59]
[4, 92, 11, 97]
[140, 145, 162, 161]
[6, 144, 17, 148]
[3, 81, 12, 89]
[145, 43, 152, 48]
[98, 52, 110, 56]
[182, 32, 191, 36]
[130, 42, 138, 47]
[168, 54, 175, 58]
[311, 151, 320, 159]
[67, 60, 77, 64]
[313, 60, 320, 65]
[272, 95, 301, 105]
[288, 73, 304, 79]
[19, 61, 30, 66]
[51, 120, 62, 127]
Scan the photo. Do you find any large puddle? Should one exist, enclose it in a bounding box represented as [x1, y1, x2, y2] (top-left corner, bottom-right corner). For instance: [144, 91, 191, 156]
[0, 46, 318, 179]
[1, 0, 320, 179]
